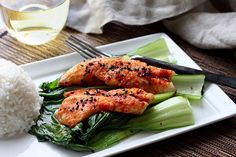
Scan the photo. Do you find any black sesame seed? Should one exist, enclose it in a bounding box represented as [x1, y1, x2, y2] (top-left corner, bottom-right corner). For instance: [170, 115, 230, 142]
[113, 93, 119, 96]
[109, 65, 116, 70]
[130, 94, 135, 97]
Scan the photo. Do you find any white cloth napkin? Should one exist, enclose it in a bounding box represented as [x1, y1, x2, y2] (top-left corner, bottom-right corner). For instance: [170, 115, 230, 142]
[66, 0, 236, 49]
[163, 0, 236, 49]
[68, 0, 205, 33]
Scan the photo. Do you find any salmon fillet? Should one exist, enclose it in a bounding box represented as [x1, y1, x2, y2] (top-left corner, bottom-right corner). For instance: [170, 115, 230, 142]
[59, 57, 176, 94]
[55, 88, 154, 128]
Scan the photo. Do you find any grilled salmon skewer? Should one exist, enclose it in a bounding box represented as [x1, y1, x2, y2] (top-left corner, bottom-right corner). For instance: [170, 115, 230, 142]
[59, 57, 176, 94]
[55, 88, 154, 128]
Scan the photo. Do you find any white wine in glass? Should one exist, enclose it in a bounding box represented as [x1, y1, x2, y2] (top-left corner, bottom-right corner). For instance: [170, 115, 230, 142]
[1, 0, 70, 45]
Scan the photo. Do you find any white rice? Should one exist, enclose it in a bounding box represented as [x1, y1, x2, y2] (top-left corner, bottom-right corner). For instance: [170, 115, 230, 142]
[0, 59, 42, 137]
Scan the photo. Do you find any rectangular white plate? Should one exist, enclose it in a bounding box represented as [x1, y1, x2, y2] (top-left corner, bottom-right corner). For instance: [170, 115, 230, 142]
[1, 33, 236, 157]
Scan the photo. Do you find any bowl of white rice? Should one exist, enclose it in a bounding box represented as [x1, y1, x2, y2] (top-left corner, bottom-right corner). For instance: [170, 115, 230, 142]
[0, 59, 42, 137]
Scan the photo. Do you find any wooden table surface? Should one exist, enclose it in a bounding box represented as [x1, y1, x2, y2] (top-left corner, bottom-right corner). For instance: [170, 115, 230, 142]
[0, 22, 236, 157]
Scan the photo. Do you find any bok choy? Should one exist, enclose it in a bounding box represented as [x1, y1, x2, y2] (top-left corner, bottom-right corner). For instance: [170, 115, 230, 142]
[87, 96, 194, 151]
[172, 75, 205, 99]
[128, 38, 176, 63]
[125, 96, 194, 131]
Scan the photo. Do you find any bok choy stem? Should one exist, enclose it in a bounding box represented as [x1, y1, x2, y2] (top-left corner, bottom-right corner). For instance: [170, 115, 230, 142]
[151, 92, 175, 104]
[128, 38, 176, 63]
[125, 96, 194, 131]
[172, 74, 205, 99]
[88, 129, 138, 151]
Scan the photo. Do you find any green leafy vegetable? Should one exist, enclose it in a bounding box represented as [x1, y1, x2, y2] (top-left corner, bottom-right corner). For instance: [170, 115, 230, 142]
[151, 92, 175, 105]
[71, 112, 111, 144]
[40, 79, 59, 92]
[172, 74, 205, 99]
[30, 102, 98, 151]
[128, 38, 176, 63]
[125, 96, 194, 130]
[40, 86, 79, 100]
[98, 113, 135, 130]
[88, 129, 138, 151]
[43, 99, 64, 105]
[29, 109, 73, 143]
